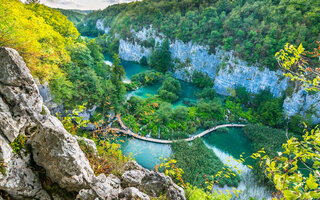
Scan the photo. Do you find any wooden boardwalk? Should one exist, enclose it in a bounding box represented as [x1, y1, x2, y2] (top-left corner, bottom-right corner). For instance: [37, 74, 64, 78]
[105, 114, 246, 144]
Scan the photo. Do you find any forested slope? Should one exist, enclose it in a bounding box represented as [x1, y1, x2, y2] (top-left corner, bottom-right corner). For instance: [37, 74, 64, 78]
[57, 9, 86, 25]
[0, 0, 124, 111]
[79, 0, 320, 70]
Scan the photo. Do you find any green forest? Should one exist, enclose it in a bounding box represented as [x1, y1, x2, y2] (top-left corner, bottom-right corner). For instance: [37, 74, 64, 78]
[79, 0, 320, 70]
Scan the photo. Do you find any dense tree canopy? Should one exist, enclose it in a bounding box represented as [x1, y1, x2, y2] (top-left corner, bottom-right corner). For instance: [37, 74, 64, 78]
[0, 0, 125, 110]
[79, 0, 320, 70]
[158, 75, 181, 102]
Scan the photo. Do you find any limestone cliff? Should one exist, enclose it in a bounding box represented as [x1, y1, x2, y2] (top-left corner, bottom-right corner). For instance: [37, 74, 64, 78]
[96, 21, 319, 122]
[0, 47, 186, 200]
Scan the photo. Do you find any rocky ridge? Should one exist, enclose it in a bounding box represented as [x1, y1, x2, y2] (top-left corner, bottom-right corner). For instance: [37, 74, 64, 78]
[0, 47, 186, 200]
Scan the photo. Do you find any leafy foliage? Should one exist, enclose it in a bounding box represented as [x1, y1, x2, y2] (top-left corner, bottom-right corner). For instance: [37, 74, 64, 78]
[79, 135, 130, 177]
[56, 104, 90, 135]
[0, 0, 77, 81]
[149, 39, 173, 72]
[57, 9, 85, 25]
[158, 75, 181, 102]
[192, 71, 214, 88]
[131, 70, 163, 87]
[276, 42, 320, 91]
[9, 135, 27, 156]
[195, 87, 217, 101]
[0, 1, 126, 112]
[254, 127, 320, 199]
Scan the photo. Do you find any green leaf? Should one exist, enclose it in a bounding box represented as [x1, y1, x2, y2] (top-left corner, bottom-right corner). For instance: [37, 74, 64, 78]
[283, 190, 298, 200]
[306, 174, 318, 190]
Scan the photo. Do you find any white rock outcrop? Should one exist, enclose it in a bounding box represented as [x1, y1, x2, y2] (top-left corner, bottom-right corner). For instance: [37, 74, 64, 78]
[117, 26, 288, 98]
[96, 19, 110, 34]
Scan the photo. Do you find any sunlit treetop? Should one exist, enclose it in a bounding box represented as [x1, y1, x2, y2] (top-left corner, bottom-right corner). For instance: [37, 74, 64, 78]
[276, 42, 320, 92]
[0, 0, 80, 82]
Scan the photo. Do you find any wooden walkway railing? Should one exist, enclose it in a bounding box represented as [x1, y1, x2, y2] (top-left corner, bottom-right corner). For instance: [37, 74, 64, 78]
[104, 114, 246, 144]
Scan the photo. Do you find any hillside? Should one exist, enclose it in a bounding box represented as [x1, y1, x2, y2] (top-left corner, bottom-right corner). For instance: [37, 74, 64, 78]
[0, 0, 125, 111]
[79, 0, 320, 70]
[77, 0, 320, 123]
[0, 46, 185, 200]
[56, 9, 87, 25]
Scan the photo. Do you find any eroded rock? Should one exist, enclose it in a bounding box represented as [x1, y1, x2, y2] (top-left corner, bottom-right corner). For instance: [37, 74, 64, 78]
[0, 141, 50, 199]
[30, 116, 95, 191]
[0, 47, 43, 142]
[119, 187, 150, 200]
[121, 161, 186, 200]
[74, 135, 98, 155]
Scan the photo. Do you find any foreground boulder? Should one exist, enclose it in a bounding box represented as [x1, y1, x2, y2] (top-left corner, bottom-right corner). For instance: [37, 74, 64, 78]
[0, 47, 43, 143]
[0, 47, 186, 199]
[0, 135, 50, 199]
[121, 161, 186, 200]
[118, 187, 150, 200]
[30, 116, 95, 191]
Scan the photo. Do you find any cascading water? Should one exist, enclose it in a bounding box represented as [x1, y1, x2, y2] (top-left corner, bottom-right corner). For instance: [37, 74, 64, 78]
[204, 141, 273, 200]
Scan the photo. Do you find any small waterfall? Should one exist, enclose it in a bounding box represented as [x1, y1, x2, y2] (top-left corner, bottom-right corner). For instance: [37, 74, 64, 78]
[125, 90, 137, 100]
[123, 79, 132, 84]
[204, 142, 273, 200]
[105, 60, 112, 66]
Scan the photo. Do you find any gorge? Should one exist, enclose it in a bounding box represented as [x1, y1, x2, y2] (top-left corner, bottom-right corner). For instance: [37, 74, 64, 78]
[1, 0, 320, 199]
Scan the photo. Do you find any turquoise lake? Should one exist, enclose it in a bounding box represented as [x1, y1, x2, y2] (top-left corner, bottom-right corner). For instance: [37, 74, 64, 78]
[103, 52, 272, 199]
[104, 54, 254, 170]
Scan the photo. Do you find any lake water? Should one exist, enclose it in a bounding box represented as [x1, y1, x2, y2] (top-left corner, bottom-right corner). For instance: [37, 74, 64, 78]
[104, 54, 200, 107]
[104, 54, 254, 169]
[104, 54, 272, 199]
[117, 135, 172, 170]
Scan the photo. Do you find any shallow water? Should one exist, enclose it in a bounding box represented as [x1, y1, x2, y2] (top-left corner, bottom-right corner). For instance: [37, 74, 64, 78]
[203, 128, 253, 160]
[104, 54, 149, 81]
[116, 135, 172, 170]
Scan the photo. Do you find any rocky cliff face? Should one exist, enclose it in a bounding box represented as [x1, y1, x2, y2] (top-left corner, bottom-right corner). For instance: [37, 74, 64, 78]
[116, 26, 288, 97]
[0, 47, 186, 200]
[283, 88, 320, 123]
[98, 22, 318, 121]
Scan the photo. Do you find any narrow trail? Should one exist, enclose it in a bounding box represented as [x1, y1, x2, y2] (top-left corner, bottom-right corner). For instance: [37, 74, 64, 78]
[104, 114, 245, 144]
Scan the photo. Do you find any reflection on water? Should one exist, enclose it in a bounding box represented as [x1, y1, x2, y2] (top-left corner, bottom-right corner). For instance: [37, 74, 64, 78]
[203, 128, 253, 160]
